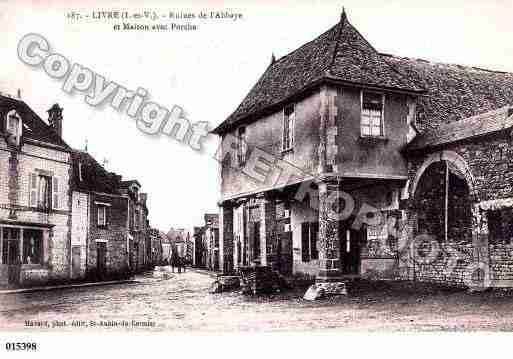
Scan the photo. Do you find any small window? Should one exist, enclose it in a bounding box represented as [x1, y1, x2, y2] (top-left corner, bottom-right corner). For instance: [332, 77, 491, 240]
[361, 92, 384, 137]
[282, 104, 295, 151]
[97, 205, 107, 227]
[237, 126, 247, 166]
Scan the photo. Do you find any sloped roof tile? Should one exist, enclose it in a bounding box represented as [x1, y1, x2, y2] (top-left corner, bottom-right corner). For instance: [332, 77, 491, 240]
[212, 13, 422, 134]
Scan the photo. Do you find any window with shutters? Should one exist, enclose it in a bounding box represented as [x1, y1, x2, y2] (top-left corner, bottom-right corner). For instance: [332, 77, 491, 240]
[28, 174, 57, 211]
[361, 91, 385, 137]
[282, 104, 295, 151]
[29, 173, 38, 208]
[37, 175, 51, 211]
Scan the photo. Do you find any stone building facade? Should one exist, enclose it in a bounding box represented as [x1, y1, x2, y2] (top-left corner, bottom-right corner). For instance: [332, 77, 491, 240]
[213, 10, 513, 290]
[202, 214, 219, 271]
[120, 180, 152, 273]
[70, 150, 133, 280]
[0, 98, 72, 286]
[0, 94, 155, 287]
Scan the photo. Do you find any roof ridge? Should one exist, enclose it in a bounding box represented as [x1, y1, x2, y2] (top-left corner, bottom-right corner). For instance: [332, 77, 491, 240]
[325, 12, 346, 77]
[382, 53, 513, 75]
[271, 23, 339, 66]
[325, 17, 423, 91]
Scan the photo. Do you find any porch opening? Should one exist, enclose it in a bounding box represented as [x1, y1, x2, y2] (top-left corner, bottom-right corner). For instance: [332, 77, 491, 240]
[414, 160, 472, 242]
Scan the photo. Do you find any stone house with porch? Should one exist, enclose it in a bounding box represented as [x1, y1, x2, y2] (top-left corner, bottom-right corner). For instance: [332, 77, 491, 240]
[0, 97, 72, 287]
[213, 10, 513, 291]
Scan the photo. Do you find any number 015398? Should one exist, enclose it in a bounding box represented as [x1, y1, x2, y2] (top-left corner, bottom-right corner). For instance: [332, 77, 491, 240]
[5, 342, 38, 351]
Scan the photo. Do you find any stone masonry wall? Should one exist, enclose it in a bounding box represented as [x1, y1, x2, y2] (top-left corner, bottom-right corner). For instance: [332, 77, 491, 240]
[87, 193, 129, 279]
[0, 138, 72, 285]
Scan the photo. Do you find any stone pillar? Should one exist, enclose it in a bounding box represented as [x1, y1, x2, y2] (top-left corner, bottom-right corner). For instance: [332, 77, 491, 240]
[260, 195, 276, 268]
[219, 202, 234, 274]
[304, 178, 347, 300]
[317, 180, 343, 282]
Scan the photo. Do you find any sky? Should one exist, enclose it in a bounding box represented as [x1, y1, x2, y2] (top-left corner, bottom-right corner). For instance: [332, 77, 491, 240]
[1, 0, 512, 232]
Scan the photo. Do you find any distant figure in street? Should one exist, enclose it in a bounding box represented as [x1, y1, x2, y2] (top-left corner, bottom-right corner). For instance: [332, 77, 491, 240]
[171, 251, 179, 273]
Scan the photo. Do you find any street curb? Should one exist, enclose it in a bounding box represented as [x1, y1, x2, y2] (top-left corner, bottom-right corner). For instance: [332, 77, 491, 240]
[0, 279, 137, 295]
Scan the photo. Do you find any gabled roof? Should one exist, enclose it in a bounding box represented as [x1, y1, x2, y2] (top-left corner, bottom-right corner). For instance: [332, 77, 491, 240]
[0, 94, 69, 149]
[212, 10, 423, 135]
[406, 105, 513, 151]
[71, 150, 121, 194]
[385, 55, 513, 132]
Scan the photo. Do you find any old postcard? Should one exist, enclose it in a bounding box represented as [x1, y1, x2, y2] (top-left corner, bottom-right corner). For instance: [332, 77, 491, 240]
[0, 0, 513, 356]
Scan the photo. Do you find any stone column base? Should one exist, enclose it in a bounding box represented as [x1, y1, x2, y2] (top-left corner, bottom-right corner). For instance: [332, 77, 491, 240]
[303, 281, 347, 300]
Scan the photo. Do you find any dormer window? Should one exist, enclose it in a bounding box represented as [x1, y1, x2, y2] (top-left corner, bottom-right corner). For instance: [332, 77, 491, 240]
[361, 92, 384, 137]
[5, 109, 22, 146]
[282, 104, 295, 151]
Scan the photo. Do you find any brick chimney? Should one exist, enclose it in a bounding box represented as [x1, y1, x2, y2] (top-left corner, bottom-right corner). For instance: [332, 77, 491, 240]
[48, 103, 63, 138]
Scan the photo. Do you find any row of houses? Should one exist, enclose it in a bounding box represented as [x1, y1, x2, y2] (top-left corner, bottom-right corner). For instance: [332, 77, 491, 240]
[165, 227, 193, 264]
[0, 95, 160, 287]
[192, 214, 220, 271]
[211, 9, 513, 292]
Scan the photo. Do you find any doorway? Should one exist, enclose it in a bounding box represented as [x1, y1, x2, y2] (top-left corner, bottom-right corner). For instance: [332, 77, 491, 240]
[2, 228, 21, 285]
[339, 221, 362, 275]
[277, 231, 293, 275]
[72, 246, 81, 278]
[96, 242, 107, 279]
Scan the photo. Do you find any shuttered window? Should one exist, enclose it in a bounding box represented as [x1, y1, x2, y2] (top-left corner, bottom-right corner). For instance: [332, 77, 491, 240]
[52, 177, 59, 209]
[28, 173, 37, 207]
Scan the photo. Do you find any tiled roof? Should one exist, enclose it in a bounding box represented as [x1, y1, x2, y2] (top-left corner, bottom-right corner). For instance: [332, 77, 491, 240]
[406, 105, 513, 151]
[71, 150, 121, 194]
[212, 11, 423, 134]
[0, 95, 69, 148]
[385, 55, 513, 132]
